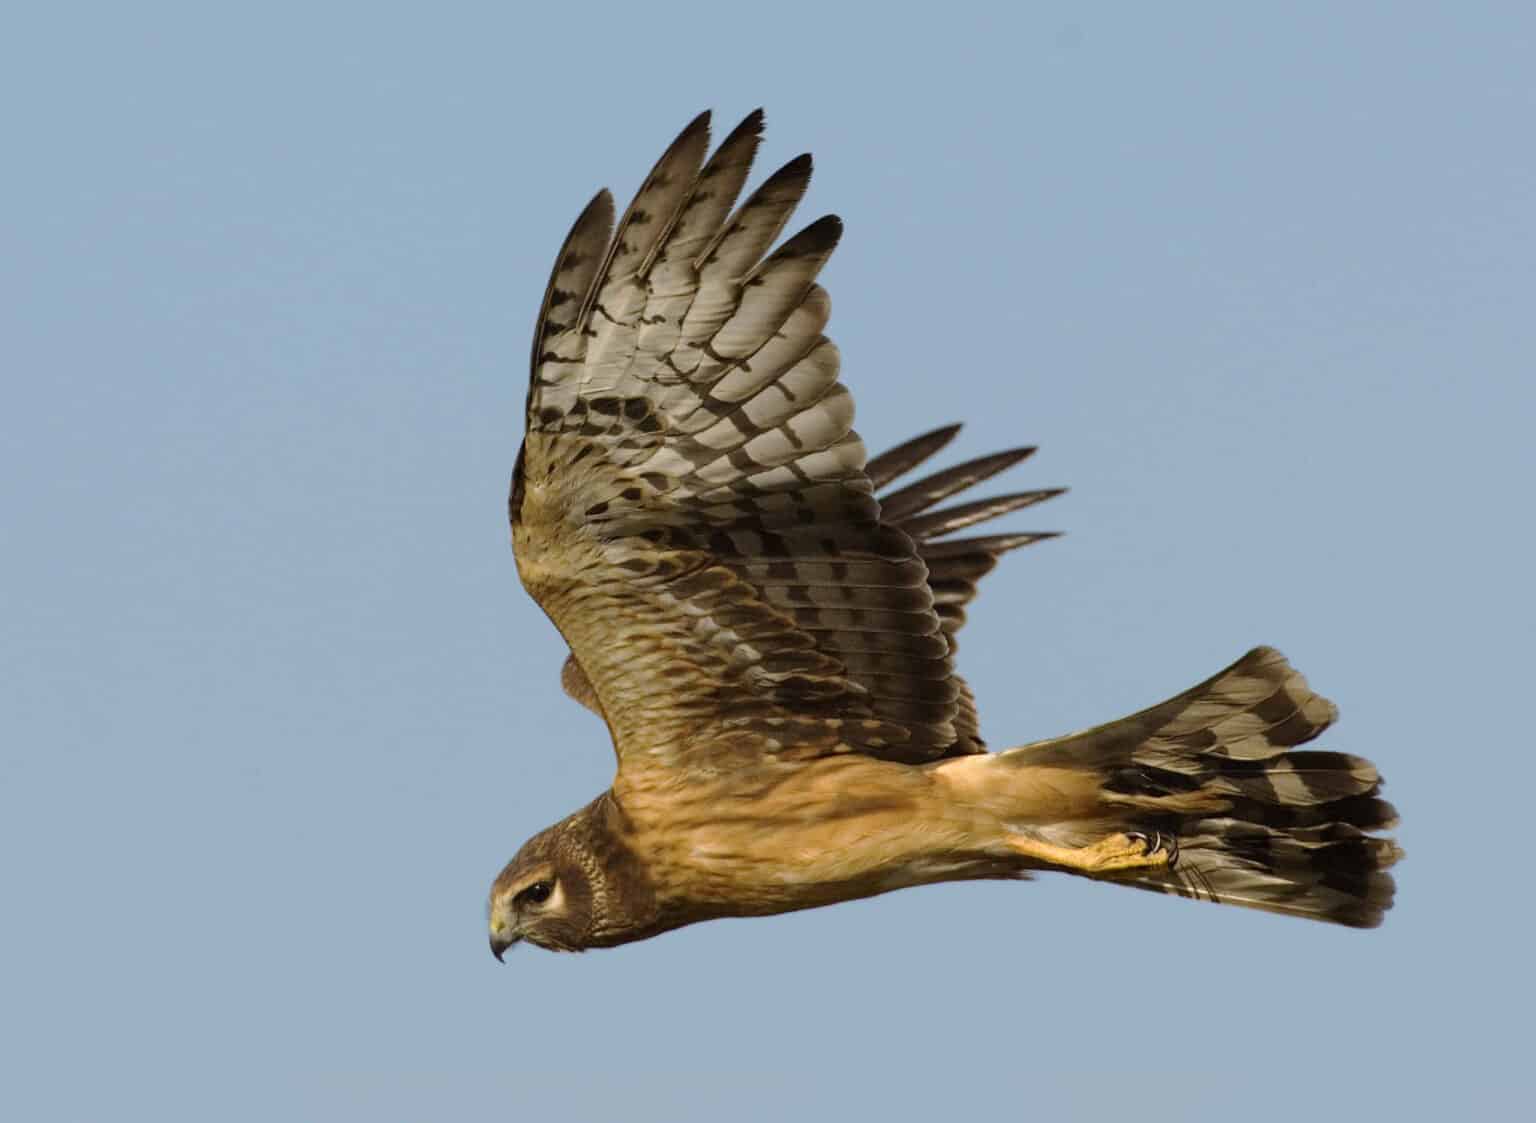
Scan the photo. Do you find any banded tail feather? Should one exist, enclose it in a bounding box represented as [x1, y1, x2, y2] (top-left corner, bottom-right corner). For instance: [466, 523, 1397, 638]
[1001, 647, 1402, 927]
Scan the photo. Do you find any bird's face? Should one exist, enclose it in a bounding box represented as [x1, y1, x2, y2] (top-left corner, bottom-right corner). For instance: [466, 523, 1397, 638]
[487, 829, 596, 956]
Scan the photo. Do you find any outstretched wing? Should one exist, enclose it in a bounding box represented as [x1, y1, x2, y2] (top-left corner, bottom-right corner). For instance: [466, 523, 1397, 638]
[513, 112, 1057, 772]
[556, 423, 1065, 750]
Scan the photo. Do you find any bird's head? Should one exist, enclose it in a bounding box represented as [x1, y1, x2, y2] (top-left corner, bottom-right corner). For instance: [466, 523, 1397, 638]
[487, 795, 655, 957]
[487, 820, 596, 955]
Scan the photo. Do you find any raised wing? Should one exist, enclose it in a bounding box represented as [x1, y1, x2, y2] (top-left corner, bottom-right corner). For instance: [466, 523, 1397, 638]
[513, 112, 1057, 772]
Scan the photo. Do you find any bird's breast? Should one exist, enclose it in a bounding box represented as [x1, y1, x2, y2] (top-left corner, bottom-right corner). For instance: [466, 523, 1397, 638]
[613, 755, 998, 920]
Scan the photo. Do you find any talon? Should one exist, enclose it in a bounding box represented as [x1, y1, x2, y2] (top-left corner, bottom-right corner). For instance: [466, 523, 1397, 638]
[1005, 830, 1176, 875]
[1125, 830, 1179, 868]
[1148, 829, 1178, 867]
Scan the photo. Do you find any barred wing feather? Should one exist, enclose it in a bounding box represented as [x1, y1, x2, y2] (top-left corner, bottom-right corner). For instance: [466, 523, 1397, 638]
[554, 420, 1067, 753]
[513, 112, 1025, 770]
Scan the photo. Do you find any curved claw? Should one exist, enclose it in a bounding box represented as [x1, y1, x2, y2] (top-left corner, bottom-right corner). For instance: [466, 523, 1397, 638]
[1126, 829, 1180, 868]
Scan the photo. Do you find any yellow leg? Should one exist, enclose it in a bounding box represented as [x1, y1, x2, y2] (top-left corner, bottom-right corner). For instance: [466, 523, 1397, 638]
[1007, 831, 1176, 874]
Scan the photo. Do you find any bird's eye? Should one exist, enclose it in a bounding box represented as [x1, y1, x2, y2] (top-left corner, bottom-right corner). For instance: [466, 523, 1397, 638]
[517, 880, 554, 905]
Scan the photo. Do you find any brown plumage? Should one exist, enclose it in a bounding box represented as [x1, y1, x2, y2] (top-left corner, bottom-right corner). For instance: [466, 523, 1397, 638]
[487, 111, 1402, 956]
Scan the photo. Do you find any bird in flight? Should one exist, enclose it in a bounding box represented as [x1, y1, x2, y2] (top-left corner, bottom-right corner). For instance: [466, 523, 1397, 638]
[488, 110, 1401, 956]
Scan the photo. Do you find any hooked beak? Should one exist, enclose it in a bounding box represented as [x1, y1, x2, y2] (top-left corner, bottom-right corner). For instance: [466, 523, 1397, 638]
[490, 917, 519, 962]
[490, 933, 517, 962]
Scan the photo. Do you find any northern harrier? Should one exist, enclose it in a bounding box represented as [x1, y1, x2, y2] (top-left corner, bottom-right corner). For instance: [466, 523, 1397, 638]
[488, 111, 1401, 956]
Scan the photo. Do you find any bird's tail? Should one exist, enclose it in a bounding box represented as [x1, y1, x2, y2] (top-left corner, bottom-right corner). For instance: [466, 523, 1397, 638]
[992, 647, 1403, 927]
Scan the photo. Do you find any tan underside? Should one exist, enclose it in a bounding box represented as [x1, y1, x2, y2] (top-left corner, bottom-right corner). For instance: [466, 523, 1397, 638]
[612, 748, 1153, 923]
[931, 754, 1105, 824]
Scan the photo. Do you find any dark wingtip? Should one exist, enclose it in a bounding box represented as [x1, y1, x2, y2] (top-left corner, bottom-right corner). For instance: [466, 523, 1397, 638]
[806, 213, 843, 245]
[878, 444, 1044, 521]
[976, 530, 1065, 555]
[781, 152, 813, 177]
[994, 445, 1038, 467]
[717, 108, 767, 150]
[865, 425, 965, 491]
[578, 188, 616, 232]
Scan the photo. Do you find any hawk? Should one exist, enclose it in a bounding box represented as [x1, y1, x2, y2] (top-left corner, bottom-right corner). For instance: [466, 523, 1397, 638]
[487, 110, 1401, 956]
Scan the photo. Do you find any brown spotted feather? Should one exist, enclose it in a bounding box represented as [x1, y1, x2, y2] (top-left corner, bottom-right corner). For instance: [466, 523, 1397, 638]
[548, 416, 1068, 754]
[516, 112, 989, 769]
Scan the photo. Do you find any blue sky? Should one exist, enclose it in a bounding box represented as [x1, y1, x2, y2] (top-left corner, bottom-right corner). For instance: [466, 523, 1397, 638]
[4, 3, 1532, 1119]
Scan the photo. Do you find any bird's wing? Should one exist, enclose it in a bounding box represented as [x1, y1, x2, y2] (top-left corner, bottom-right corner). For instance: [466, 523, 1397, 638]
[515, 111, 1059, 773]
[865, 425, 1064, 747]
[865, 425, 1063, 646]
[554, 423, 1064, 750]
